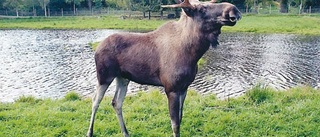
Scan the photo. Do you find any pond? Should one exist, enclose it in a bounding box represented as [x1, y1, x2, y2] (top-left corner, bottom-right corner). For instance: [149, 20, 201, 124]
[0, 30, 319, 102]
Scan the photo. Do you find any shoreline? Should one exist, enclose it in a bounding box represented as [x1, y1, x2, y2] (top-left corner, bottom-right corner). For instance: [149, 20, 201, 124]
[0, 15, 320, 35]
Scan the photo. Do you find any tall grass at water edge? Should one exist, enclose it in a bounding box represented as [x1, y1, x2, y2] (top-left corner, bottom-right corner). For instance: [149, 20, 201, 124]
[0, 86, 320, 136]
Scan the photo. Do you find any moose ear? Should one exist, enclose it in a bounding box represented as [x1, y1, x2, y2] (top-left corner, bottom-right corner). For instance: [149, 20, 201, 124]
[162, 0, 195, 17]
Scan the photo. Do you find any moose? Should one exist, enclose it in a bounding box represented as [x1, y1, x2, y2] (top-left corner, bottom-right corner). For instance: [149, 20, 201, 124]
[87, 0, 241, 137]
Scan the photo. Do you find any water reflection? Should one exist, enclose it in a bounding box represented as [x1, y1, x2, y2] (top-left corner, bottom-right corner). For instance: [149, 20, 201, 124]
[0, 30, 319, 102]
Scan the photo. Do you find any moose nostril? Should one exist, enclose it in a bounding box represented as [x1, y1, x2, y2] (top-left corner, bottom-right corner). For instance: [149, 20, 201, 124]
[229, 17, 237, 22]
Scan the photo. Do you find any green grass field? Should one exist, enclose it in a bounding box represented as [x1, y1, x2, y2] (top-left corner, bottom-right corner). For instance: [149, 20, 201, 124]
[1, 86, 319, 136]
[1, 15, 320, 35]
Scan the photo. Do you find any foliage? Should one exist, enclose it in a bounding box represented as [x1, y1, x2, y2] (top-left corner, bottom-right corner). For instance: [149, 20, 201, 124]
[38, 0, 50, 9]
[38, 0, 50, 16]
[130, 0, 161, 12]
[0, 86, 320, 136]
[65, 0, 85, 15]
[3, 0, 23, 16]
[3, 0, 22, 9]
[64, 0, 82, 5]
[93, 0, 102, 10]
[105, 0, 129, 9]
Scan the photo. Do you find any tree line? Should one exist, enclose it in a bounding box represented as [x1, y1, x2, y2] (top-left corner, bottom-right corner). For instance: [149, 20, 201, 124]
[0, 0, 319, 17]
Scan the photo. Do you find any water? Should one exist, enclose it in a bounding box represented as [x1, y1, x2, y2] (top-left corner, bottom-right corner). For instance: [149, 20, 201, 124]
[0, 30, 319, 102]
[193, 33, 320, 98]
[0, 30, 119, 102]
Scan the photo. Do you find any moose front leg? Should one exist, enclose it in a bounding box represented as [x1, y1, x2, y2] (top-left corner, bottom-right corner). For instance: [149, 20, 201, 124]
[166, 90, 187, 137]
[178, 91, 187, 123]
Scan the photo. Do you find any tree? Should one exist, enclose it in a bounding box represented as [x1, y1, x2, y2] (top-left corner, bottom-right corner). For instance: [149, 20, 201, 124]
[65, 0, 84, 15]
[279, 0, 288, 13]
[3, 0, 24, 16]
[130, 0, 162, 19]
[243, 0, 259, 13]
[87, 0, 92, 12]
[105, 0, 130, 9]
[23, 0, 39, 16]
[0, 0, 5, 10]
[304, 0, 320, 8]
[38, 0, 50, 16]
[93, 0, 102, 12]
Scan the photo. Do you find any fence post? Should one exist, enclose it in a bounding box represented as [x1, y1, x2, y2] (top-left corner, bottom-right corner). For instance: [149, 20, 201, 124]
[269, 4, 271, 14]
[16, 9, 19, 17]
[61, 8, 63, 16]
[309, 6, 311, 15]
[246, 4, 248, 14]
[299, 1, 302, 14]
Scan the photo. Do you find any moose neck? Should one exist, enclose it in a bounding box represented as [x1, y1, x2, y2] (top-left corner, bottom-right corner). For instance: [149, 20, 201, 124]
[177, 15, 221, 63]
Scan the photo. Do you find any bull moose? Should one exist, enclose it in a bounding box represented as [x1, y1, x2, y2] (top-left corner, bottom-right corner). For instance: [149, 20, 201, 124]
[87, 0, 241, 136]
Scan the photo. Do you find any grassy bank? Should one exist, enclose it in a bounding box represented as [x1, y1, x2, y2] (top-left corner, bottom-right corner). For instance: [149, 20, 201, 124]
[224, 15, 320, 35]
[1, 86, 320, 136]
[0, 15, 320, 35]
[0, 16, 166, 31]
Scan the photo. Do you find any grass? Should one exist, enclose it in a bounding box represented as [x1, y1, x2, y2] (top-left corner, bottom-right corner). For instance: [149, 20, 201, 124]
[0, 16, 166, 31]
[88, 41, 100, 51]
[0, 15, 320, 35]
[1, 86, 320, 136]
[223, 15, 320, 35]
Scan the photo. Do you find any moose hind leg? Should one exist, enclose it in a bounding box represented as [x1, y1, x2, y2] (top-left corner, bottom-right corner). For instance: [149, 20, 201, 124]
[87, 81, 112, 137]
[112, 77, 130, 137]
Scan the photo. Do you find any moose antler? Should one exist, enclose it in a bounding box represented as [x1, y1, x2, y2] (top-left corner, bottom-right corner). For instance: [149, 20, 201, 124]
[161, 0, 195, 9]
